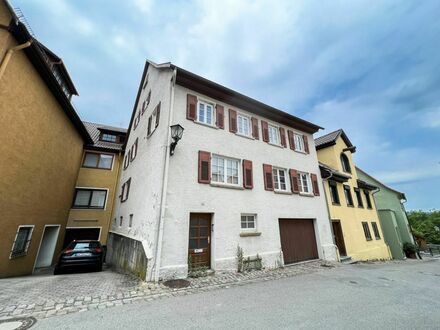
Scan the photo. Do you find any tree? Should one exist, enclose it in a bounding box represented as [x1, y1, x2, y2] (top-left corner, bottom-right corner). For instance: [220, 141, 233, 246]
[407, 210, 440, 244]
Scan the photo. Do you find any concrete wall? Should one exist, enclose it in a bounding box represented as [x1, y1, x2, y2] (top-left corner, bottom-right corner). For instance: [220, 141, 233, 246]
[318, 137, 391, 261]
[377, 210, 405, 259]
[66, 150, 123, 245]
[0, 5, 84, 277]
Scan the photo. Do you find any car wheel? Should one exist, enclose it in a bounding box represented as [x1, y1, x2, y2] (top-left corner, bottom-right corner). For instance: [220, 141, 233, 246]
[54, 267, 61, 275]
[96, 263, 103, 272]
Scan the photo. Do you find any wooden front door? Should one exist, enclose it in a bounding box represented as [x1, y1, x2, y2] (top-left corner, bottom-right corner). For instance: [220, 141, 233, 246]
[279, 219, 319, 264]
[332, 220, 347, 257]
[188, 213, 211, 270]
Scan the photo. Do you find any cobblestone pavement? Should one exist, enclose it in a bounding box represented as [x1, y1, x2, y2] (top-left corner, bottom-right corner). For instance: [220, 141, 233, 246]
[0, 260, 337, 321]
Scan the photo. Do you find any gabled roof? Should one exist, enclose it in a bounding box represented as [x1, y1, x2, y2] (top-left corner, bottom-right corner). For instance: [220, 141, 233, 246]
[356, 167, 406, 200]
[83, 121, 127, 152]
[315, 129, 356, 152]
[2, 1, 91, 143]
[126, 60, 323, 140]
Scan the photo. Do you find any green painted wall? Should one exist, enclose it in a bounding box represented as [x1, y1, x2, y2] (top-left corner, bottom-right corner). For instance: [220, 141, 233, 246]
[356, 168, 415, 260]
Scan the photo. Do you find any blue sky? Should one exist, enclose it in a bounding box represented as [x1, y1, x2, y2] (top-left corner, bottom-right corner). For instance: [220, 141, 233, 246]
[12, 0, 440, 210]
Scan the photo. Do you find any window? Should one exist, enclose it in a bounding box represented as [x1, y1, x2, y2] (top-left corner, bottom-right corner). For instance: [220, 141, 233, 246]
[142, 73, 149, 89]
[101, 133, 117, 143]
[82, 152, 114, 170]
[120, 178, 131, 202]
[371, 222, 381, 239]
[354, 188, 364, 208]
[362, 222, 372, 241]
[129, 214, 133, 228]
[237, 114, 251, 136]
[341, 153, 351, 173]
[119, 216, 123, 227]
[241, 214, 256, 230]
[273, 168, 288, 191]
[343, 185, 354, 206]
[298, 172, 311, 194]
[72, 189, 107, 209]
[364, 190, 373, 209]
[268, 124, 279, 145]
[294, 134, 305, 152]
[130, 138, 138, 161]
[197, 101, 215, 126]
[10, 226, 33, 258]
[211, 155, 239, 185]
[329, 181, 340, 204]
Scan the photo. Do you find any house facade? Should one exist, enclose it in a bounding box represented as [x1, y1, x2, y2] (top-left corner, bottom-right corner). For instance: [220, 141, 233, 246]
[64, 122, 126, 248]
[0, 1, 92, 277]
[316, 130, 391, 261]
[107, 60, 337, 281]
[356, 167, 415, 260]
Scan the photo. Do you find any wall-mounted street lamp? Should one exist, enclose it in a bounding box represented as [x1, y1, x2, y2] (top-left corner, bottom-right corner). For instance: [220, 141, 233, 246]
[170, 124, 184, 156]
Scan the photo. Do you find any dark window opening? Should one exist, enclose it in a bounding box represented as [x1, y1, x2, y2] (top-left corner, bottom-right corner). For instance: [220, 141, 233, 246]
[362, 222, 372, 241]
[340, 153, 351, 173]
[329, 181, 340, 205]
[344, 185, 354, 206]
[371, 222, 381, 239]
[354, 188, 364, 208]
[72, 189, 107, 209]
[364, 190, 373, 209]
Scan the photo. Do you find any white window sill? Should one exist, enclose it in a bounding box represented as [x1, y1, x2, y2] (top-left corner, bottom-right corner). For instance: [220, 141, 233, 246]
[268, 142, 284, 149]
[274, 190, 292, 195]
[210, 182, 244, 190]
[294, 149, 307, 154]
[235, 132, 254, 140]
[299, 192, 314, 197]
[194, 120, 218, 129]
[240, 231, 262, 237]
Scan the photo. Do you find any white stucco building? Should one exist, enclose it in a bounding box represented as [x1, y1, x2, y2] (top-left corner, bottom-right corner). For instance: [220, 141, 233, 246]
[107, 60, 337, 281]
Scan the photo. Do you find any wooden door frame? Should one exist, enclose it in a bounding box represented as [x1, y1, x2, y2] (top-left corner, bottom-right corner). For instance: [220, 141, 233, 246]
[331, 220, 347, 257]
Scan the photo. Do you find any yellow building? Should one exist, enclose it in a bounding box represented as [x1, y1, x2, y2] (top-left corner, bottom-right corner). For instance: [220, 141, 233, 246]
[65, 122, 126, 247]
[0, 1, 93, 277]
[315, 130, 391, 261]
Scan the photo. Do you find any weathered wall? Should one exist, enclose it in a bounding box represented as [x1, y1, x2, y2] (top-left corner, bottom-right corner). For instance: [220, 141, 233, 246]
[0, 7, 84, 277]
[67, 151, 123, 245]
[318, 138, 391, 261]
[106, 233, 148, 280]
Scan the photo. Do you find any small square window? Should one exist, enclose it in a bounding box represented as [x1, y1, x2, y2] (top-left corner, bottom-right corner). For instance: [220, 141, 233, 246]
[241, 214, 256, 231]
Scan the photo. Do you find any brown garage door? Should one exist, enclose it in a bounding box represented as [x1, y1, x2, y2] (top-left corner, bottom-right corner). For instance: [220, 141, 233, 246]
[279, 219, 318, 264]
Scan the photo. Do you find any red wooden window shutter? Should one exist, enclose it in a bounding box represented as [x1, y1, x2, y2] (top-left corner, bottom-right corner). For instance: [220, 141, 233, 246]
[288, 130, 295, 150]
[303, 135, 310, 153]
[229, 109, 237, 133]
[289, 169, 299, 194]
[147, 116, 152, 135]
[187, 94, 197, 121]
[279, 127, 287, 147]
[242, 160, 253, 189]
[198, 151, 211, 184]
[263, 164, 274, 191]
[155, 102, 161, 128]
[261, 121, 269, 142]
[216, 105, 224, 129]
[311, 173, 320, 196]
[251, 117, 259, 139]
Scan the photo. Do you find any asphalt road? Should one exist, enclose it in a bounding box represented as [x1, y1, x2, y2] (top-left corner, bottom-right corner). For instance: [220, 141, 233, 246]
[34, 259, 440, 330]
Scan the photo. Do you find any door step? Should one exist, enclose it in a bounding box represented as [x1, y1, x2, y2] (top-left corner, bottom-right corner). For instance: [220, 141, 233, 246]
[340, 256, 357, 264]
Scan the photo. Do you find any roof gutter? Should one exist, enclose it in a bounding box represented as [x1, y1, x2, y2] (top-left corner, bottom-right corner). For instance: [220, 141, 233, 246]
[0, 40, 32, 80]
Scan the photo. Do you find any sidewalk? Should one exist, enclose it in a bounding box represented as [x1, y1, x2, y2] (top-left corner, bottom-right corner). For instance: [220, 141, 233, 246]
[0, 260, 336, 321]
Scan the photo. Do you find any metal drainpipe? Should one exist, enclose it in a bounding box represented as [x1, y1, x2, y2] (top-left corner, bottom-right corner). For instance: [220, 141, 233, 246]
[321, 170, 340, 261]
[0, 40, 32, 79]
[152, 67, 177, 282]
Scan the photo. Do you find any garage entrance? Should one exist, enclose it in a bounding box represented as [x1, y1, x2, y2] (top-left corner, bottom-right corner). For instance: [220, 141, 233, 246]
[63, 227, 101, 248]
[279, 219, 319, 264]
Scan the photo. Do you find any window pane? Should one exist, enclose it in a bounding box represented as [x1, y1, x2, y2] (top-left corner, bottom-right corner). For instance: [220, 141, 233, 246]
[13, 228, 31, 254]
[83, 153, 99, 167]
[90, 190, 106, 208]
[199, 103, 205, 122]
[206, 105, 212, 124]
[98, 154, 113, 169]
[74, 190, 91, 207]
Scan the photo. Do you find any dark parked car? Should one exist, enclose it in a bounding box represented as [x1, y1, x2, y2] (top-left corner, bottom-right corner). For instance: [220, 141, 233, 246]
[54, 240, 104, 275]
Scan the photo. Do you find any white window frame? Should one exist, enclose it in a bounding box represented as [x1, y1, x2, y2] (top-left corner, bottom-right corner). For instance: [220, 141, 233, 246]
[298, 172, 312, 195]
[197, 100, 215, 126]
[268, 124, 280, 145]
[237, 113, 252, 137]
[272, 167, 289, 192]
[211, 154, 241, 186]
[294, 133, 305, 153]
[241, 214, 257, 232]
[10, 225, 35, 259]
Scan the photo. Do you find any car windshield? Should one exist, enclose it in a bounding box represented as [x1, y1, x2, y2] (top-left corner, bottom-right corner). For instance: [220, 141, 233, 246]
[68, 241, 100, 250]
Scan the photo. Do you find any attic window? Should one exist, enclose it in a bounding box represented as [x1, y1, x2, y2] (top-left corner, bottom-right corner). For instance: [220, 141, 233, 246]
[340, 153, 351, 173]
[101, 133, 117, 143]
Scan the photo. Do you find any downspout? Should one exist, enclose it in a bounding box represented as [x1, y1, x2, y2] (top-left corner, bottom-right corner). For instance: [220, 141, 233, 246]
[0, 40, 32, 79]
[320, 170, 340, 261]
[151, 67, 177, 282]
